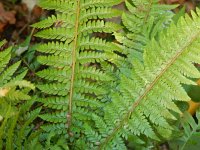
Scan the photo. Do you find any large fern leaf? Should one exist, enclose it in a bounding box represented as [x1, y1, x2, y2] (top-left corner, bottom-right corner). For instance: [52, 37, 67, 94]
[33, 0, 123, 140]
[84, 9, 200, 149]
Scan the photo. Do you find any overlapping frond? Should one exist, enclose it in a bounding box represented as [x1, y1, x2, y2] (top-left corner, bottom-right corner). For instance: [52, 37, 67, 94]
[0, 41, 34, 106]
[170, 109, 200, 150]
[0, 41, 36, 149]
[84, 9, 200, 149]
[117, 0, 177, 61]
[33, 0, 123, 139]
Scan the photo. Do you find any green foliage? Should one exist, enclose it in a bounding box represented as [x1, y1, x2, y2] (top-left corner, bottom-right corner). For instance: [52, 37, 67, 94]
[170, 109, 200, 150]
[0, 41, 39, 149]
[2, 0, 200, 149]
[0, 40, 34, 120]
[116, 0, 177, 61]
[32, 0, 123, 144]
[84, 6, 200, 150]
[21, 124, 69, 150]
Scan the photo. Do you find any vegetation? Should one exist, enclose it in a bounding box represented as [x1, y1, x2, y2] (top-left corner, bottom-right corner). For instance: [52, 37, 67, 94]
[1, 0, 200, 149]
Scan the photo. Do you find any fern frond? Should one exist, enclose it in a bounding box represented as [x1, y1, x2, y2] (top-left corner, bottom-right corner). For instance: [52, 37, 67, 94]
[85, 9, 200, 149]
[16, 107, 42, 149]
[25, 131, 70, 150]
[3, 80, 35, 89]
[37, 83, 69, 96]
[0, 61, 21, 86]
[35, 27, 74, 41]
[80, 20, 121, 34]
[35, 42, 72, 56]
[37, 55, 71, 67]
[80, 37, 122, 53]
[38, 0, 75, 13]
[0, 39, 6, 47]
[79, 66, 113, 81]
[0, 41, 36, 149]
[36, 68, 70, 83]
[0, 47, 11, 73]
[81, 0, 122, 9]
[32, 13, 75, 29]
[118, 0, 177, 61]
[80, 7, 121, 22]
[33, 0, 122, 141]
[170, 109, 200, 150]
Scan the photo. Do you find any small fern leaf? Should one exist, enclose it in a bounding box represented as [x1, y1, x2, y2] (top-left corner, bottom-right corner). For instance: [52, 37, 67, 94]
[120, 0, 177, 61]
[0, 47, 11, 73]
[0, 61, 21, 86]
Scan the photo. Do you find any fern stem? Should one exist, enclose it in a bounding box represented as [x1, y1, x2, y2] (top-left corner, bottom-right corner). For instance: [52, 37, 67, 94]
[98, 28, 200, 149]
[67, 0, 80, 136]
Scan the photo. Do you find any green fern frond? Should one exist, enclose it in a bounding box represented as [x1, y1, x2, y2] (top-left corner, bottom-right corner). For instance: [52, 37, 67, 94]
[0, 41, 34, 103]
[84, 9, 200, 149]
[36, 68, 70, 83]
[35, 27, 74, 41]
[0, 40, 6, 47]
[0, 41, 36, 149]
[80, 20, 121, 34]
[38, 0, 75, 13]
[37, 83, 69, 96]
[170, 109, 200, 150]
[81, 0, 122, 9]
[118, 0, 177, 61]
[24, 131, 69, 150]
[0, 47, 11, 73]
[35, 42, 72, 56]
[33, 0, 122, 141]
[0, 61, 21, 86]
[32, 13, 75, 29]
[79, 66, 113, 81]
[80, 37, 122, 53]
[16, 107, 42, 149]
[2, 100, 41, 150]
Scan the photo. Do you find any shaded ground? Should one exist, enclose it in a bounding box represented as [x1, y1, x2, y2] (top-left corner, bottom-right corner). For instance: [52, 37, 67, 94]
[0, 0, 43, 44]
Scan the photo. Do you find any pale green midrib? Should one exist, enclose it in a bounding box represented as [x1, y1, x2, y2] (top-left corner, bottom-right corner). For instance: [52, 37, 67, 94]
[98, 27, 200, 149]
[68, 0, 80, 134]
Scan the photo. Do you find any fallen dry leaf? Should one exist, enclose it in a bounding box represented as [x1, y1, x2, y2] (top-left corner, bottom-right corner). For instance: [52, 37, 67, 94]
[0, 88, 10, 97]
[0, 2, 16, 32]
